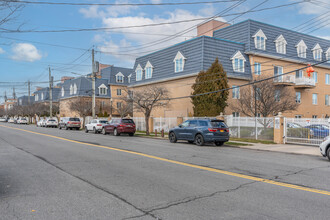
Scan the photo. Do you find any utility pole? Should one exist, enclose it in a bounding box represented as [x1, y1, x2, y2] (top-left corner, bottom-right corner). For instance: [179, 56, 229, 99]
[13, 87, 16, 100]
[92, 48, 96, 119]
[49, 67, 53, 118]
[28, 80, 31, 105]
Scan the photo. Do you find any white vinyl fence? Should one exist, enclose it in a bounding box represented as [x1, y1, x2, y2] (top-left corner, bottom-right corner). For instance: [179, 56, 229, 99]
[285, 118, 329, 146]
[224, 115, 274, 140]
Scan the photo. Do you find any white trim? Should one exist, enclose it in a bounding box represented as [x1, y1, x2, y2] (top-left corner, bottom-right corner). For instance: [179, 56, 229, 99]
[61, 87, 65, 97]
[73, 83, 77, 95]
[274, 34, 287, 54]
[116, 72, 125, 83]
[325, 48, 330, 62]
[252, 29, 267, 50]
[98, 84, 108, 95]
[144, 61, 153, 79]
[135, 64, 143, 81]
[230, 51, 246, 73]
[296, 40, 307, 58]
[312, 43, 323, 61]
[128, 74, 132, 83]
[173, 51, 186, 73]
[70, 84, 73, 95]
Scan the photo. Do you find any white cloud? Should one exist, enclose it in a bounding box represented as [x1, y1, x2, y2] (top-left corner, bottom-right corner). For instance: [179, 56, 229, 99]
[10, 43, 42, 62]
[298, 0, 328, 15]
[0, 47, 5, 54]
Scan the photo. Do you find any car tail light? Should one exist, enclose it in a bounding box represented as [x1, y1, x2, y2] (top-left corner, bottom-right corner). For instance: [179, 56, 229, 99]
[208, 128, 217, 132]
[68, 121, 71, 124]
[97, 124, 102, 126]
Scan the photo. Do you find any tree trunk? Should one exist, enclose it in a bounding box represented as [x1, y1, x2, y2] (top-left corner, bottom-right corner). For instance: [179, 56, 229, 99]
[145, 115, 150, 136]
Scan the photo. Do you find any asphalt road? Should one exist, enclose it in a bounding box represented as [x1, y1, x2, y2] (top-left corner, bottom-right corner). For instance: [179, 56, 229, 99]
[1, 123, 330, 220]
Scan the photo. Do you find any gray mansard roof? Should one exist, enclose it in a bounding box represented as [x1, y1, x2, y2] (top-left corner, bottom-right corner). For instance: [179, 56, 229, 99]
[59, 76, 110, 99]
[33, 87, 61, 103]
[213, 19, 330, 68]
[130, 36, 251, 86]
[17, 95, 35, 106]
[101, 66, 133, 85]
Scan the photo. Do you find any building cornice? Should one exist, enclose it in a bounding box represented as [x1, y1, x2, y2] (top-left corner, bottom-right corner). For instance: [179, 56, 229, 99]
[246, 51, 330, 70]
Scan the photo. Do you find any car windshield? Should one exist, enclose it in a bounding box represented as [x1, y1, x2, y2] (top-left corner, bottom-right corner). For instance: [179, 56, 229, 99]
[210, 120, 227, 128]
[48, 120, 56, 122]
[69, 118, 80, 121]
[99, 120, 108, 124]
[122, 119, 134, 124]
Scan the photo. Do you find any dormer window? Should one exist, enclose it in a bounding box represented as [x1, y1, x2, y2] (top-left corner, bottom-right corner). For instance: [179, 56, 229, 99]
[312, 43, 323, 61]
[296, 40, 307, 58]
[61, 87, 65, 97]
[136, 64, 143, 81]
[41, 93, 44, 100]
[35, 94, 39, 101]
[173, 51, 186, 73]
[128, 74, 132, 83]
[73, 83, 77, 94]
[116, 72, 124, 83]
[144, 61, 153, 79]
[70, 84, 73, 95]
[253, 29, 267, 50]
[326, 48, 330, 63]
[231, 51, 246, 73]
[274, 35, 287, 54]
[98, 84, 108, 95]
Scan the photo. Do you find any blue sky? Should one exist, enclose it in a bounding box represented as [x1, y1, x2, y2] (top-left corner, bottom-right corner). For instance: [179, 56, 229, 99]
[0, 0, 329, 102]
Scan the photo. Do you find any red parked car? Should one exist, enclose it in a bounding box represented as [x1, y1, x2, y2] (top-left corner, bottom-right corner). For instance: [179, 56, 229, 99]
[102, 118, 136, 136]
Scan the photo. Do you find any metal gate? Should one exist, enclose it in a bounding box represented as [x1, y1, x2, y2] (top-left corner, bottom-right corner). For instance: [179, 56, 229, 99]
[284, 118, 329, 146]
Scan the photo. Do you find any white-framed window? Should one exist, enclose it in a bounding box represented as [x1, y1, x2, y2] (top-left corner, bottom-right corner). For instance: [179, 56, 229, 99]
[98, 84, 107, 95]
[70, 84, 73, 95]
[295, 115, 302, 118]
[275, 90, 280, 102]
[296, 70, 303, 78]
[61, 87, 65, 97]
[254, 62, 261, 75]
[232, 112, 240, 117]
[326, 74, 330, 85]
[296, 92, 301, 103]
[274, 66, 283, 82]
[313, 72, 318, 83]
[312, 43, 323, 61]
[274, 35, 287, 54]
[312, 93, 318, 105]
[35, 94, 39, 101]
[73, 83, 77, 94]
[128, 74, 132, 84]
[41, 93, 44, 100]
[253, 29, 267, 50]
[144, 61, 153, 79]
[117, 102, 122, 109]
[116, 72, 124, 83]
[326, 48, 330, 63]
[173, 51, 186, 73]
[117, 89, 122, 96]
[232, 86, 240, 99]
[325, 95, 329, 106]
[312, 115, 318, 119]
[231, 51, 246, 73]
[296, 40, 307, 58]
[135, 64, 143, 81]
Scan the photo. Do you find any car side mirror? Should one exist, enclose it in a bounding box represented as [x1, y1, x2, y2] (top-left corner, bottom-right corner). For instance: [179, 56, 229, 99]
[179, 124, 183, 128]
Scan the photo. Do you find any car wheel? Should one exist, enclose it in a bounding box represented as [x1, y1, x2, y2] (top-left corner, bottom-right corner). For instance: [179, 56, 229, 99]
[102, 128, 107, 135]
[65, 125, 68, 130]
[215, 141, 224, 146]
[85, 127, 89, 133]
[129, 133, 134, 136]
[327, 147, 330, 161]
[59, 125, 62, 130]
[169, 132, 177, 143]
[93, 127, 97, 134]
[188, 140, 194, 144]
[195, 134, 205, 146]
[114, 128, 120, 136]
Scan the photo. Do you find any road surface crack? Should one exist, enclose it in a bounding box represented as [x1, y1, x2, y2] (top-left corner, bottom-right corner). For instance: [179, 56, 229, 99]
[0, 136, 161, 220]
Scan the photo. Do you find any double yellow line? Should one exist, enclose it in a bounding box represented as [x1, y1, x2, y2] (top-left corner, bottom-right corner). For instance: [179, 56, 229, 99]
[1, 124, 329, 196]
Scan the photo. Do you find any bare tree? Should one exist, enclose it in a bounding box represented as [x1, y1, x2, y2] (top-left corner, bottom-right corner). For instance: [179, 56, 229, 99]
[114, 100, 133, 118]
[69, 97, 92, 127]
[0, 1, 24, 30]
[123, 86, 169, 135]
[232, 77, 298, 122]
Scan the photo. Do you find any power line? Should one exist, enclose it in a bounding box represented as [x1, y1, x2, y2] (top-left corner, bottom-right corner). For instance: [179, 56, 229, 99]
[5, 0, 240, 6]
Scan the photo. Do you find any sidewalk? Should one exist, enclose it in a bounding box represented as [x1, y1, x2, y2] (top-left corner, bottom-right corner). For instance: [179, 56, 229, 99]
[135, 133, 321, 156]
[232, 142, 320, 156]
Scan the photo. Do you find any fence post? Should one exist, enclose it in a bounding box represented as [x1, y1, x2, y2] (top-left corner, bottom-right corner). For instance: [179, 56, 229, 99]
[149, 117, 154, 133]
[274, 112, 284, 144]
[177, 116, 183, 126]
